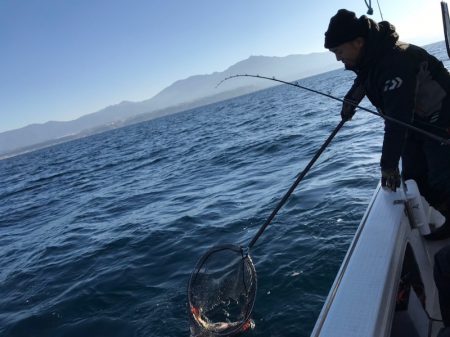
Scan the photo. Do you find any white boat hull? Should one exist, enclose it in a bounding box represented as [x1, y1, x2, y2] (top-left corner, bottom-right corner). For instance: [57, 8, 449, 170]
[311, 183, 450, 337]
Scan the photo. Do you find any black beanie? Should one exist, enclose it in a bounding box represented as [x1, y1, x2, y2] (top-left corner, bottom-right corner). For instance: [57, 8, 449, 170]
[324, 9, 367, 49]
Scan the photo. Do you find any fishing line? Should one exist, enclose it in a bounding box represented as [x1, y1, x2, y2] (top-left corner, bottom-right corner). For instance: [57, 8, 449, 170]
[216, 74, 450, 146]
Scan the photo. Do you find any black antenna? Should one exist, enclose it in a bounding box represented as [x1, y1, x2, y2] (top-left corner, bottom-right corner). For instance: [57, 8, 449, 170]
[441, 1, 450, 58]
[365, 0, 384, 21]
[364, 0, 374, 15]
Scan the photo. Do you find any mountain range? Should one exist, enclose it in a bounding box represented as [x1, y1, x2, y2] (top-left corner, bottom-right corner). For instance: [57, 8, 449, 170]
[0, 51, 341, 158]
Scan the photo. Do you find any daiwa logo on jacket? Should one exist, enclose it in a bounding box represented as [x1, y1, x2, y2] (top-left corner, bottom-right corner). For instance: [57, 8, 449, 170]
[384, 77, 403, 91]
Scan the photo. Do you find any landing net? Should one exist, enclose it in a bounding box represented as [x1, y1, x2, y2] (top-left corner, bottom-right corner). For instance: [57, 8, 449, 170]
[188, 245, 256, 337]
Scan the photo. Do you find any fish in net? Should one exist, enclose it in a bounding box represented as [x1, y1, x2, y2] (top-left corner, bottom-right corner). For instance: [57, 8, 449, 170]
[188, 245, 256, 336]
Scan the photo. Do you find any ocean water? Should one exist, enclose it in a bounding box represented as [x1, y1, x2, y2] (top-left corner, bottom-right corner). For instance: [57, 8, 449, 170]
[0, 42, 447, 337]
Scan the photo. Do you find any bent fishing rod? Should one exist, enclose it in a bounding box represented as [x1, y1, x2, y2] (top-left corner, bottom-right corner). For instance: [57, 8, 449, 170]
[217, 74, 450, 146]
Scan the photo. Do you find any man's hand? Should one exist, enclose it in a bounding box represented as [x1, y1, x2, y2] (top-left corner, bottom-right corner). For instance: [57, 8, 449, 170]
[341, 82, 365, 121]
[381, 167, 401, 192]
[341, 99, 357, 120]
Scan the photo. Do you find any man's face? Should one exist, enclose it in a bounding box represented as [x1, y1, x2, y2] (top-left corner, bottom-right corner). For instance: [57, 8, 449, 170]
[329, 38, 364, 69]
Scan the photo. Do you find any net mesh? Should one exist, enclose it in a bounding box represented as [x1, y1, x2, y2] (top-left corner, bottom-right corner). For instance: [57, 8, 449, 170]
[188, 245, 257, 337]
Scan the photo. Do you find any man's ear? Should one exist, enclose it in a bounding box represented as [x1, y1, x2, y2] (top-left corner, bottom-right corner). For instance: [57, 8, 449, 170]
[354, 37, 365, 48]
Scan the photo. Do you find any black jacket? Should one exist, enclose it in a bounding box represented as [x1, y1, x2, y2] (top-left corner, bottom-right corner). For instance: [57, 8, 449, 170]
[348, 18, 450, 170]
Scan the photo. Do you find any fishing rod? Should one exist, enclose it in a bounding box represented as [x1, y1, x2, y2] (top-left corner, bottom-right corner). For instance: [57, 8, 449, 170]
[217, 74, 450, 146]
[248, 118, 345, 248]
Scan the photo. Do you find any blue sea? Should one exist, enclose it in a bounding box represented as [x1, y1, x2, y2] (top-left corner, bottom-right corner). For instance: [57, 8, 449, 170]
[0, 43, 447, 337]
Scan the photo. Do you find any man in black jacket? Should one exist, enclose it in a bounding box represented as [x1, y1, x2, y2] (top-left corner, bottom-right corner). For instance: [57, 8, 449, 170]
[324, 9, 450, 237]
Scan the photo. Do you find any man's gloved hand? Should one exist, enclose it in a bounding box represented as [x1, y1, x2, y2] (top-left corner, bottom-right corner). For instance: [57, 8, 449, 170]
[381, 167, 401, 192]
[341, 99, 357, 120]
[341, 82, 365, 121]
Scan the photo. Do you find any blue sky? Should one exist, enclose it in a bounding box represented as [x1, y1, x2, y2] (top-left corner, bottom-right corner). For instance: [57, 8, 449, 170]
[0, 0, 444, 132]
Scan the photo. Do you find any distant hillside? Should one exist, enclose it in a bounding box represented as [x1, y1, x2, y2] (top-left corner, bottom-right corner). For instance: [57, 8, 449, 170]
[144, 53, 339, 111]
[0, 51, 340, 157]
